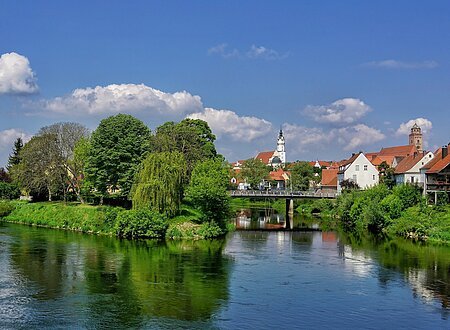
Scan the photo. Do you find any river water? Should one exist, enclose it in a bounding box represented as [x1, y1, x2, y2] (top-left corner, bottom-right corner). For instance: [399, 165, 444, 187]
[0, 211, 449, 329]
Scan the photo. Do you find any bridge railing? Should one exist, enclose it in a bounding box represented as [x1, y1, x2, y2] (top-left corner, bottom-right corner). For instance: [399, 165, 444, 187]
[229, 190, 336, 198]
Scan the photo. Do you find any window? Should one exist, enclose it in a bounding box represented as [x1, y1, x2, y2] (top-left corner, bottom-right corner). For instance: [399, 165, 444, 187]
[364, 165, 368, 171]
[355, 165, 360, 171]
[352, 175, 357, 182]
[373, 175, 375, 180]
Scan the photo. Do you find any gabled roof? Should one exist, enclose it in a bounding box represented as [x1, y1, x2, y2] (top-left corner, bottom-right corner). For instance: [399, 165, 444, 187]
[371, 155, 396, 167]
[321, 169, 338, 187]
[269, 168, 289, 181]
[339, 153, 360, 168]
[427, 153, 450, 174]
[395, 153, 424, 174]
[378, 145, 417, 157]
[255, 151, 274, 165]
[364, 152, 379, 161]
[421, 148, 442, 170]
[309, 160, 332, 168]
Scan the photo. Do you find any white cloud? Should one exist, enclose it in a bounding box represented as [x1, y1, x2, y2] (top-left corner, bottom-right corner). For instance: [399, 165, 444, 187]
[303, 98, 372, 125]
[246, 45, 289, 60]
[0, 128, 31, 150]
[333, 124, 385, 151]
[208, 44, 289, 60]
[363, 59, 438, 69]
[396, 117, 433, 136]
[207, 44, 239, 59]
[38, 84, 203, 117]
[282, 123, 384, 155]
[187, 107, 272, 142]
[0, 52, 38, 94]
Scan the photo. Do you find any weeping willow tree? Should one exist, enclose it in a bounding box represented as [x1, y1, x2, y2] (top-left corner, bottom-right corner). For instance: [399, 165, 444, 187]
[131, 151, 186, 217]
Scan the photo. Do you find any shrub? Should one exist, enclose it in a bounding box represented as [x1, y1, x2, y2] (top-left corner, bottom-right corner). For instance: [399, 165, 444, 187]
[393, 184, 420, 210]
[0, 201, 15, 217]
[115, 209, 168, 239]
[0, 182, 20, 200]
[380, 194, 403, 220]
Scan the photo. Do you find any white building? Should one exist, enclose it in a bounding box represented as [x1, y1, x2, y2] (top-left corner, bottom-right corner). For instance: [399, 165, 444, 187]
[337, 153, 379, 192]
[394, 151, 435, 186]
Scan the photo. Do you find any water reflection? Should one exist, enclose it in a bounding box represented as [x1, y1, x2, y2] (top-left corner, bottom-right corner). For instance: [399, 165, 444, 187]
[4, 225, 231, 328]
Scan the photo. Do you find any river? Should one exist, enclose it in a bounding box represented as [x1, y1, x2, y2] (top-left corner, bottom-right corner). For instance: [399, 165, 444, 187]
[0, 209, 449, 329]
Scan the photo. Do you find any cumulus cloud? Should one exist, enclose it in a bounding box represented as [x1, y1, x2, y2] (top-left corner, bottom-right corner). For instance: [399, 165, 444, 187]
[396, 117, 433, 136]
[187, 107, 272, 142]
[0, 52, 38, 94]
[38, 84, 203, 117]
[333, 124, 385, 151]
[303, 98, 371, 125]
[208, 44, 289, 60]
[282, 123, 384, 154]
[363, 59, 438, 69]
[0, 128, 31, 150]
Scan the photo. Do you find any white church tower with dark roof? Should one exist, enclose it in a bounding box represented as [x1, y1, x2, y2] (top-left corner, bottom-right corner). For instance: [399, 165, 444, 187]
[276, 128, 286, 165]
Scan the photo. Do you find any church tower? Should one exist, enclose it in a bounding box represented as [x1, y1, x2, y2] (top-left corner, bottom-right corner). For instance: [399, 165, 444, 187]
[276, 128, 286, 164]
[409, 123, 423, 153]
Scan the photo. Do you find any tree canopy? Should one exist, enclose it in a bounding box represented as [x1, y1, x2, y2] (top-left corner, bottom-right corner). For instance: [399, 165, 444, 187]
[131, 151, 186, 217]
[151, 119, 216, 177]
[290, 162, 314, 191]
[85, 114, 152, 200]
[7, 137, 23, 172]
[240, 158, 270, 189]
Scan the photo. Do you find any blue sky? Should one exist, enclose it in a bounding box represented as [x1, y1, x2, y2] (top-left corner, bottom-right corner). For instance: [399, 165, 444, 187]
[1, 1, 449, 167]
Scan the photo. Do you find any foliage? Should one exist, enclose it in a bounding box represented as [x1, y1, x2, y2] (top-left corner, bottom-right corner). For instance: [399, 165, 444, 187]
[185, 158, 230, 225]
[6, 137, 23, 172]
[380, 194, 403, 220]
[290, 161, 315, 191]
[85, 114, 152, 200]
[378, 161, 396, 189]
[131, 151, 186, 217]
[11, 133, 66, 201]
[151, 119, 217, 178]
[115, 209, 168, 239]
[392, 184, 421, 209]
[435, 192, 449, 206]
[166, 220, 225, 240]
[340, 179, 360, 190]
[0, 201, 15, 217]
[0, 167, 11, 182]
[239, 158, 269, 189]
[0, 182, 20, 200]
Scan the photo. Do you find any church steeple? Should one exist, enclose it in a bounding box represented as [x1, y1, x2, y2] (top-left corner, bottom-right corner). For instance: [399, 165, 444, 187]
[409, 122, 423, 153]
[276, 127, 286, 164]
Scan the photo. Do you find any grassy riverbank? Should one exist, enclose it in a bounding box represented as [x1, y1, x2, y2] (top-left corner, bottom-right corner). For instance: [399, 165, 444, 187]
[0, 201, 229, 240]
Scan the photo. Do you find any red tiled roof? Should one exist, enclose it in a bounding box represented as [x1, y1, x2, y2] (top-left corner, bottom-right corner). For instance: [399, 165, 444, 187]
[365, 152, 379, 161]
[269, 168, 289, 181]
[321, 169, 338, 187]
[255, 151, 274, 165]
[421, 149, 442, 170]
[370, 155, 396, 167]
[309, 160, 332, 168]
[427, 153, 450, 174]
[394, 153, 423, 174]
[339, 153, 360, 168]
[379, 145, 417, 157]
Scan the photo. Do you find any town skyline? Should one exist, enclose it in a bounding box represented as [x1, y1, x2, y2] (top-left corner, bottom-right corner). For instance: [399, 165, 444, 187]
[1, 1, 450, 167]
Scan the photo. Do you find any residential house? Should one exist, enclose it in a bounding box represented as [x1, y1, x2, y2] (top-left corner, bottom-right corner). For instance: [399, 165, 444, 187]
[268, 168, 290, 190]
[423, 144, 450, 199]
[394, 151, 435, 186]
[320, 168, 339, 192]
[337, 153, 379, 192]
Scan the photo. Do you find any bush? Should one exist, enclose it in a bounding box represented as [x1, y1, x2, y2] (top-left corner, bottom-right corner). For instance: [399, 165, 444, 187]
[0, 201, 15, 217]
[380, 194, 403, 220]
[0, 182, 20, 200]
[393, 184, 420, 210]
[115, 209, 168, 239]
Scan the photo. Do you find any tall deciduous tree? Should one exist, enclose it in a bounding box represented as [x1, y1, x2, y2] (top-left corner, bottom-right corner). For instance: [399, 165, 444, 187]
[290, 162, 315, 191]
[12, 134, 65, 200]
[39, 122, 90, 202]
[151, 119, 216, 178]
[131, 151, 186, 217]
[85, 114, 151, 201]
[239, 158, 270, 189]
[185, 158, 230, 225]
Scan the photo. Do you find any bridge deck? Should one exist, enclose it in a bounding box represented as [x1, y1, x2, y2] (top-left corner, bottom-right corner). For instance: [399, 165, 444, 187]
[229, 190, 337, 199]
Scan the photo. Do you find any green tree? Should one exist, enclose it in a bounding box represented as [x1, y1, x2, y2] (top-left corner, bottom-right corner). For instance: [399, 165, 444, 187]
[151, 119, 216, 178]
[39, 122, 90, 202]
[131, 151, 186, 217]
[340, 179, 360, 190]
[12, 134, 66, 200]
[378, 161, 396, 189]
[239, 158, 270, 189]
[0, 167, 11, 183]
[85, 114, 151, 202]
[185, 158, 230, 225]
[290, 161, 314, 191]
[7, 137, 23, 172]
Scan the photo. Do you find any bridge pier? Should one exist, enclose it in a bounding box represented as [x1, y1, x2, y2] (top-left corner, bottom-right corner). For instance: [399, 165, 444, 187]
[285, 198, 294, 229]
